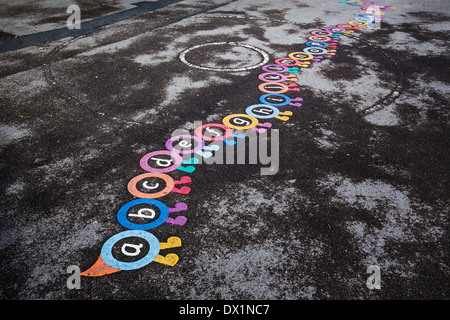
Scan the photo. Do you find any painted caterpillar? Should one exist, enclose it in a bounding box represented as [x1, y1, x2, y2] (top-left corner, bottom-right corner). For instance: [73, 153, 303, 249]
[81, 1, 395, 277]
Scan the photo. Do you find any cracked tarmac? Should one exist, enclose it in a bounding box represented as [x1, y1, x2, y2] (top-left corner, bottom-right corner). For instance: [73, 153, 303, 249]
[0, 0, 449, 300]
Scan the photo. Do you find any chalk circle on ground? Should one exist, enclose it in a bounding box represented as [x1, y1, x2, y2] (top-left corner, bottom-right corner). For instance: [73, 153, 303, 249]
[179, 42, 270, 72]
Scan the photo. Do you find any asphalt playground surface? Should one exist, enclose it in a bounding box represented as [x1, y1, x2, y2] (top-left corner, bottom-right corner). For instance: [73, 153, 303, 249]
[0, 0, 449, 301]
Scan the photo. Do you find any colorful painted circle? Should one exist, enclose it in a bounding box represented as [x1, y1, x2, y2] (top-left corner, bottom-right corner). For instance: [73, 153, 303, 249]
[261, 64, 289, 73]
[258, 82, 289, 94]
[310, 30, 333, 36]
[258, 72, 288, 83]
[337, 23, 358, 29]
[288, 52, 314, 61]
[259, 93, 291, 107]
[127, 172, 175, 199]
[308, 35, 331, 42]
[117, 199, 169, 230]
[274, 57, 300, 67]
[245, 104, 280, 119]
[348, 20, 368, 26]
[194, 123, 232, 141]
[222, 113, 259, 130]
[165, 134, 205, 155]
[101, 230, 160, 270]
[302, 47, 328, 55]
[140, 150, 183, 173]
[305, 41, 329, 48]
[325, 26, 345, 33]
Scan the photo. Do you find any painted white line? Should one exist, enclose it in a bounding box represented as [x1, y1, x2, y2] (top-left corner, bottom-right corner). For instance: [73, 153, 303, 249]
[179, 42, 270, 72]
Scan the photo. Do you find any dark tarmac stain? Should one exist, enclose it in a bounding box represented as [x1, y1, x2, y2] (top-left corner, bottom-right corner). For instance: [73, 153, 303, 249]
[0, 31, 15, 42]
[0, 4, 42, 17]
[406, 11, 449, 23]
[399, 22, 448, 43]
[35, 4, 122, 25]
[208, 10, 247, 15]
[402, 55, 449, 83]
[262, 9, 289, 21]
[322, 54, 364, 81]
[73, 1, 123, 18]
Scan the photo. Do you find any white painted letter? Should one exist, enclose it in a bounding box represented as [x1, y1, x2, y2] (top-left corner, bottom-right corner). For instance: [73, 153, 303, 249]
[121, 243, 144, 256]
[66, 5, 81, 30]
[66, 265, 81, 289]
[366, 265, 381, 290]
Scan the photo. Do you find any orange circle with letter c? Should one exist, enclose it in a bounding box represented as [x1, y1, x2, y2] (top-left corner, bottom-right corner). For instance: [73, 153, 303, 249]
[127, 172, 174, 199]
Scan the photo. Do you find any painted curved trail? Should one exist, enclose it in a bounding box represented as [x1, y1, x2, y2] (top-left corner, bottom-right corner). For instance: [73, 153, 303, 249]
[81, 0, 396, 277]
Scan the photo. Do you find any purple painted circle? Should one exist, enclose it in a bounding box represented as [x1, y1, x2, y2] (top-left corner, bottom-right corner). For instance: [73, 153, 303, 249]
[261, 64, 289, 73]
[325, 26, 345, 33]
[165, 135, 205, 154]
[140, 150, 183, 173]
[310, 30, 333, 36]
[258, 72, 287, 83]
